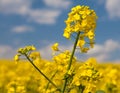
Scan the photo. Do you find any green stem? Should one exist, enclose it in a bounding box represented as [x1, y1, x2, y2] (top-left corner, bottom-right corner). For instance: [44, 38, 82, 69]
[24, 54, 61, 92]
[45, 70, 58, 91]
[61, 32, 80, 93]
[79, 84, 85, 93]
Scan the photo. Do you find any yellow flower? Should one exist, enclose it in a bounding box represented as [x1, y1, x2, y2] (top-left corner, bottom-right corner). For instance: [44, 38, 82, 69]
[89, 39, 95, 48]
[63, 26, 72, 39]
[77, 39, 85, 48]
[81, 47, 89, 53]
[85, 58, 97, 68]
[51, 43, 59, 51]
[81, 20, 87, 27]
[31, 45, 36, 50]
[74, 23, 81, 32]
[63, 31, 71, 39]
[64, 5, 97, 52]
[84, 83, 96, 93]
[70, 88, 78, 93]
[74, 13, 80, 20]
[29, 51, 41, 60]
[87, 30, 95, 39]
[17, 45, 36, 54]
[14, 54, 20, 62]
[26, 45, 36, 51]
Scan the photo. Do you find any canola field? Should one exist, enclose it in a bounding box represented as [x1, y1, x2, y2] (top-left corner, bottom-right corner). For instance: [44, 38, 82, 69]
[0, 58, 120, 93]
[1, 4, 120, 93]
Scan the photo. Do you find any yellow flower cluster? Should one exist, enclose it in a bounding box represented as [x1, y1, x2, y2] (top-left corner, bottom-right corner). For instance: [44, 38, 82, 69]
[6, 78, 26, 93]
[51, 43, 59, 51]
[1, 59, 120, 93]
[52, 50, 76, 74]
[29, 51, 41, 60]
[14, 45, 37, 62]
[70, 58, 102, 93]
[99, 65, 120, 93]
[14, 45, 103, 92]
[53, 50, 76, 65]
[64, 5, 97, 53]
[17, 45, 36, 54]
[64, 5, 97, 38]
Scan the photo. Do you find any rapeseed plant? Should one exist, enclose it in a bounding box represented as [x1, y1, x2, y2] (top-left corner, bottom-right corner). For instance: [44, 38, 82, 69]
[13, 4, 107, 93]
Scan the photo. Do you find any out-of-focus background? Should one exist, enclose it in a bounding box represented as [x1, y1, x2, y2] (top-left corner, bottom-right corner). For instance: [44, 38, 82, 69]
[0, 0, 120, 62]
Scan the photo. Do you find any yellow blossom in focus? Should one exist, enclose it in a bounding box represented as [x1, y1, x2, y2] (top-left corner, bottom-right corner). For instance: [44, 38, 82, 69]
[74, 13, 80, 20]
[87, 30, 95, 39]
[64, 5, 97, 38]
[63, 26, 71, 39]
[81, 20, 87, 27]
[64, 5, 97, 53]
[52, 50, 76, 66]
[63, 31, 71, 39]
[77, 39, 85, 48]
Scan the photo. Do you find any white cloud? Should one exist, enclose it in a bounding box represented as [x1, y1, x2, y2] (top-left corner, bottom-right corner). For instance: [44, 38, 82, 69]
[87, 39, 120, 62]
[39, 44, 52, 59]
[0, 0, 71, 24]
[87, 45, 103, 55]
[106, 0, 120, 18]
[0, 45, 16, 58]
[28, 9, 61, 24]
[88, 39, 120, 55]
[104, 39, 120, 52]
[43, 0, 71, 9]
[0, 0, 31, 15]
[12, 25, 33, 33]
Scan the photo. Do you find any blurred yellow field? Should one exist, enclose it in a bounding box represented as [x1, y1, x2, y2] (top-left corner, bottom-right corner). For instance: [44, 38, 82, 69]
[0, 59, 120, 93]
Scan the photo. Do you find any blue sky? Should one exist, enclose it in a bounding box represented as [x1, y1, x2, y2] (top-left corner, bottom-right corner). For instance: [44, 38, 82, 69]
[0, 0, 120, 63]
